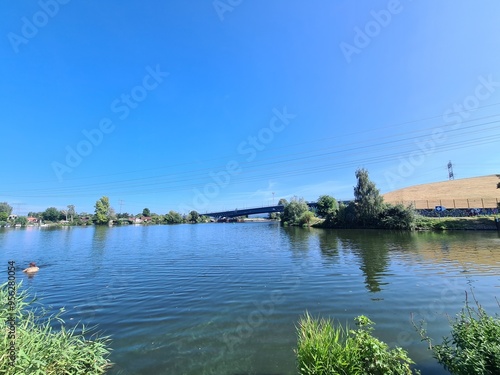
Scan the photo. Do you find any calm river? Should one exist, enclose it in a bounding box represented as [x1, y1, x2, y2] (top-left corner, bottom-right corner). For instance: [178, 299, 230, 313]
[1, 223, 500, 374]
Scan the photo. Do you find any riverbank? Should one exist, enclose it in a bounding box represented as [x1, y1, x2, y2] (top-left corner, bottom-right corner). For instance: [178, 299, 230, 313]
[310, 216, 500, 231]
[415, 216, 498, 230]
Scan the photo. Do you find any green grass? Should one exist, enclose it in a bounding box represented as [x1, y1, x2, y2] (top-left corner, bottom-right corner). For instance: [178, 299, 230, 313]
[415, 216, 497, 231]
[1, 283, 111, 374]
[296, 312, 419, 375]
[296, 312, 359, 375]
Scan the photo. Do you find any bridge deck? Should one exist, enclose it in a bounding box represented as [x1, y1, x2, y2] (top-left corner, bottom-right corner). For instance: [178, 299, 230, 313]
[204, 203, 317, 218]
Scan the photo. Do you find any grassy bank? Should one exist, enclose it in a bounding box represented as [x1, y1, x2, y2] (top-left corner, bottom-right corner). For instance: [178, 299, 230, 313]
[1, 283, 111, 375]
[415, 216, 498, 231]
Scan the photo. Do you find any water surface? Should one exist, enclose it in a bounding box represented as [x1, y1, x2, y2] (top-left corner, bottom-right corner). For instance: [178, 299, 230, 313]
[1, 223, 499, 374]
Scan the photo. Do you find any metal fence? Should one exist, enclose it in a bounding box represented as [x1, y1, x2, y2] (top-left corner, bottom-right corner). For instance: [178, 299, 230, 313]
[387, 198, 499, 210]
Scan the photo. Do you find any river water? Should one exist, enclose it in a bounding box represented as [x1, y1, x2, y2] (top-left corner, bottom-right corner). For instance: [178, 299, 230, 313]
[1, 223, 500, 374]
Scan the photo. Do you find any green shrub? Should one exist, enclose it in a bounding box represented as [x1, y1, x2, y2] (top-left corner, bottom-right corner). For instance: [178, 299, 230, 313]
[415, 293, 500, 375]
[297, 312, 419, 375]
[0, 283, 111, 374]
[282, 197, 310, 226]
[379, 204, 416, 230]
[300, 211, 315, 226]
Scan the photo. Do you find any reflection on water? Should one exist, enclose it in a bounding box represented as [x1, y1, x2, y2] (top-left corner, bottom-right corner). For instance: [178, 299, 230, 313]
[1, 224, 499, 374]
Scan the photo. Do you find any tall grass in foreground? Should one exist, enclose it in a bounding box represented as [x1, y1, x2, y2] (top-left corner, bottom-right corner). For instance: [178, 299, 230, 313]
[1, 282, 111, 374]
[296, 312, 419, 375]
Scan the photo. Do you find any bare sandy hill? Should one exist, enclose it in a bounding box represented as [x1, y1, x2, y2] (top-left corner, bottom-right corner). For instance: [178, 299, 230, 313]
[383, 175, 500, 209]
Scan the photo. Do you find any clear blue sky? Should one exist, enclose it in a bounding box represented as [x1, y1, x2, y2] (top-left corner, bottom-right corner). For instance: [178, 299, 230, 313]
[1, 0, 500, 216]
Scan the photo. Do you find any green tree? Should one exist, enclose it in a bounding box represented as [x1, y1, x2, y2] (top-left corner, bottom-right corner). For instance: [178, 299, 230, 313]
[282, 197, 309, 226]
[0, 202, 13, 216]
[188, 210, 200, 223]
[42, 207, 61, 222]
[15, 216, 28, 226]
[0, 212, 8, 222]
[164, 210, 183, 224]
[278, 198, 288, 206]
[316, 195, 338, 218]
[94, 196, 111, 225]
[142, 208, 151, 217]
[354, 168, 384, 226]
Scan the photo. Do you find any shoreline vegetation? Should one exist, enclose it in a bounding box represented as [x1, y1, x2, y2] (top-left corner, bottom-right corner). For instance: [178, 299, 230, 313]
[281, 169, 500, 231]
[297, 293, 500, 375]
[0, 169, 498, 231]
[0, 283, 111, 375]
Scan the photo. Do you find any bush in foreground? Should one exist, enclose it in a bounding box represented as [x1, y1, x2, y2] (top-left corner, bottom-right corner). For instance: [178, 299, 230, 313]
[0, 283, 111, 374]
[297, 312, 419, 375]
[414, 292, 500, 375]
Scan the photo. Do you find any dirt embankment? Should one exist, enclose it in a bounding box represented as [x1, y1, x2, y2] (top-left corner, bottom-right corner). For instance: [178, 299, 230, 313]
[383, 175, 500, 209]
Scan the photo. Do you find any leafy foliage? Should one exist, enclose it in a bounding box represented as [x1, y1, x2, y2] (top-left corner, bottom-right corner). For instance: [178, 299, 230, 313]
[320, 169, 416, 230]
[379, 204, 416, 230]
[42, 207, 61, 222]
[297, 312, 418, 375]
[326, 201, 358, 227]
[299, 211, 315, 226]
[316, 195, 338, 218]
[354, 168, 384, 226]
[415, 293, 500, 375]
[0, 202, 13, 215]
[281, 197, 310, 226]
[188, 210, 200, 223]
[278, 198, 288, 206]
[94, 196, 111, 225]
[164, 210, 184, 224]
[142, 207, 151, 217]
[14, 216, 28, 226]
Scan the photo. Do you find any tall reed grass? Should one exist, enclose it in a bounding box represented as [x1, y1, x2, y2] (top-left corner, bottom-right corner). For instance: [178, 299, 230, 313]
[296, 312, 418, 375]
[1, 282, 111, 374]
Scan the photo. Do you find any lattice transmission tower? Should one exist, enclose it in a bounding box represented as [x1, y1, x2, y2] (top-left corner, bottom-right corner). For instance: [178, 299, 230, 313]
[447, 161, 454, 180]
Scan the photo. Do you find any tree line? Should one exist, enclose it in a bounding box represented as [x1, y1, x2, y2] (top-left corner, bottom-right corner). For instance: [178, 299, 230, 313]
[0, 197, 208, 227]
[1, 168, 415, 229]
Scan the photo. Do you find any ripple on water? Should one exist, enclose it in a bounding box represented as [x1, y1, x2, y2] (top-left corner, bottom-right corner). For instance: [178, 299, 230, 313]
[1, 225, 500, 374]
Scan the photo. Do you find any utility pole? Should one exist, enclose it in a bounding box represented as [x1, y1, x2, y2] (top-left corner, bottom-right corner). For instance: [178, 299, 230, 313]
[272, 192, 275, 205]
[119, 200, 124, 214]
[13, 202, 25, 216]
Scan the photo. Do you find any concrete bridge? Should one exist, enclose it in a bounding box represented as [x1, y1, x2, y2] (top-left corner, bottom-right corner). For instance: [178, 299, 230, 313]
[203, 202, 318, 219]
